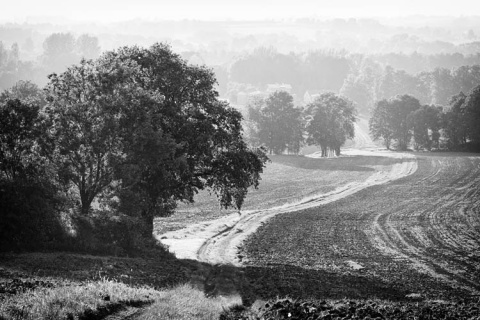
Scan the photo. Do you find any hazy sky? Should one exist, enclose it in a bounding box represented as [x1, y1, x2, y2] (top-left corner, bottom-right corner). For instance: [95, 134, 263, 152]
[2, 0, 480, 22]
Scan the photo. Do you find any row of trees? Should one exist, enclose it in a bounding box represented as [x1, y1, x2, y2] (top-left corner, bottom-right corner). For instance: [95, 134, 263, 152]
[246, 91, 356, 157]
[369, 88, 480, 151]
[0, 44, 268, 245]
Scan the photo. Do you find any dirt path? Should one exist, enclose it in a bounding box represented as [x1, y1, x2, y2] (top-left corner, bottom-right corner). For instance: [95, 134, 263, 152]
[194, 150, 417, 266]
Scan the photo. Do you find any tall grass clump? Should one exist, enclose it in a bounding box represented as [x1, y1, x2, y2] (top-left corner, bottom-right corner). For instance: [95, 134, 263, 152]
[138, 283, 242, 320]
[0, 279, 160, 320]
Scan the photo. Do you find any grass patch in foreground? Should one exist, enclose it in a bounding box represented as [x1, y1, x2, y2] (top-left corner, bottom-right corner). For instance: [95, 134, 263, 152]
[0, 279, 242, 320]
[138, 283, 242, 320]
[0, 279, 160, 320]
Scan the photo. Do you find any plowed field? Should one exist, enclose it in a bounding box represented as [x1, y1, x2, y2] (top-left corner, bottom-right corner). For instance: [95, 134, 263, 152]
[243, 152, 480, 299]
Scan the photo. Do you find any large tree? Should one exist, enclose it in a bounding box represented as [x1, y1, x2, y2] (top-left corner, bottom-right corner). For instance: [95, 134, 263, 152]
[46, 43, 268, 234]
[369, 94, 420, 150]
[45, 59, 136, 215]
[248, 90, 303, 154]
[305, 93, 356, 157]
[369, 99, 394, 149]
[408, 105, 442, 150]
[443, 92, 468, 150]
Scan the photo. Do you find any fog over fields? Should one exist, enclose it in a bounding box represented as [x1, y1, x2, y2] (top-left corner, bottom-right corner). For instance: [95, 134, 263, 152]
[2, 1, 480, 95]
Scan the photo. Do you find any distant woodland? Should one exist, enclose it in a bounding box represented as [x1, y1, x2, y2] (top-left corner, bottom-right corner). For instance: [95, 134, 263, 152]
[3, 17, 480, 108]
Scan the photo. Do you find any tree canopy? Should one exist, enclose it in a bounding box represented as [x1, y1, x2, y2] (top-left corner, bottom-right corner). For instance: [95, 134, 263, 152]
[45, 43, 268, 233]
[247, 90, 304, 154]
[369, 94, 421, 150]
[305, 93, 357, 157]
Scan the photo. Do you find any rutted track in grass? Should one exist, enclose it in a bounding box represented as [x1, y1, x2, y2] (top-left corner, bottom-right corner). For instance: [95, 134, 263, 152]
[243, 153, 480, 297]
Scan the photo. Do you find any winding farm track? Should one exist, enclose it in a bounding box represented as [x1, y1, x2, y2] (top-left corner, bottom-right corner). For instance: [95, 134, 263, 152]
[196, 150, 417, 266]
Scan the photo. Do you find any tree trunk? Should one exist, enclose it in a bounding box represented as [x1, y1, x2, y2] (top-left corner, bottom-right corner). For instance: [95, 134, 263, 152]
[80, 191, 93, 215]
[141, 211, 154, 238]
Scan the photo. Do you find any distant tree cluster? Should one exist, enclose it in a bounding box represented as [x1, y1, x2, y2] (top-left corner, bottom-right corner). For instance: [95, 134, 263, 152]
[0, 44, 267, 251]
[0, 33, 100, 91]
[247, 91, 356, 157]
[369, 88, 480, 151]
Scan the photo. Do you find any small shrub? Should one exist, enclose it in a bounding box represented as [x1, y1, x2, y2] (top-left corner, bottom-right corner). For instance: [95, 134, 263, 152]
[67, 212, 148, 256]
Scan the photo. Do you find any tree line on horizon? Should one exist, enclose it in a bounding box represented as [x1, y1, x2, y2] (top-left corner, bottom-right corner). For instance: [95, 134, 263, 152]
[246, 86, 480, 156]
[369, 88, 480, 151]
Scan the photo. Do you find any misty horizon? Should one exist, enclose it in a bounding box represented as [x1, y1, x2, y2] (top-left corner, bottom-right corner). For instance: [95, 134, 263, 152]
[3, 0, 480, 23]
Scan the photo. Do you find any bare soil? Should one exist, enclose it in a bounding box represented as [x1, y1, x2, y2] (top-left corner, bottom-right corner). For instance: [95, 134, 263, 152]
[243, 152, 480, 300]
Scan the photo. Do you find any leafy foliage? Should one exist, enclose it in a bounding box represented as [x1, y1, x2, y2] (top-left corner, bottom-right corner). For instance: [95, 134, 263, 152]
[408, 105, 442, 150]
[369, 95, 421, 150]
[44, 43, 268, 234]
[369, 100, 394, 149]
[45, 59, 135, 215]
[247, 91, 304, 154]
[0, 99, 45, 180]
[463, 85, 480, 145]
[0, 95, 65, 251]
[305, 93, 357, 157]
